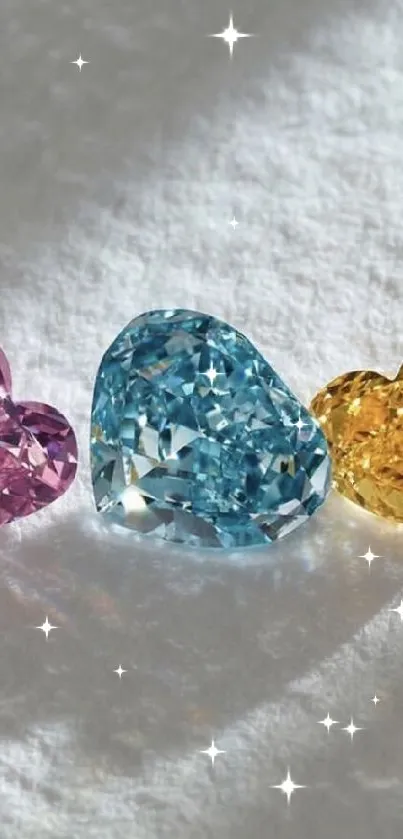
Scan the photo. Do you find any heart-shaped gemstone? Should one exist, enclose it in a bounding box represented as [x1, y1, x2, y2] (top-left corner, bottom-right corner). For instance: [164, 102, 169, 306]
[310, 364, 402, 523]
[90, 309, 331, 548]
[0, 348, 78, 526]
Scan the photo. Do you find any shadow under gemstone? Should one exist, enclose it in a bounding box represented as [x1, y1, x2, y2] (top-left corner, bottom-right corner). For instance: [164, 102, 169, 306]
[0, 491, 401, 779]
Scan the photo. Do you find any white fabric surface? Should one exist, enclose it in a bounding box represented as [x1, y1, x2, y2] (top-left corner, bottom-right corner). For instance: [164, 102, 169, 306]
[0, 0, 402, 836]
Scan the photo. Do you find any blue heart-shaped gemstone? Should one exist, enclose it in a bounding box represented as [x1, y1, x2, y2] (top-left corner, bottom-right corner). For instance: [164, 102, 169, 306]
[90, 309, 331, 548]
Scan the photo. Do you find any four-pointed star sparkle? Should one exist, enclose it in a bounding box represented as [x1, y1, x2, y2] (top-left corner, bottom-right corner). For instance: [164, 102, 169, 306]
[272, 769, 306, 804]
[229, 216, 239, 229]
[209, 13, 253, 57]
[359, 546, 381, 568]
[371, 694, 380, 706]
[36, 616, 57, 639]
[114, 665, 127, 679]
[389, 599, 403, 621]
[318, 713, 339, 733]
[343, 718, 363, 740]
[71, 54, 89, 72]
[200, 739, 226, 767]
[294, 415, 308, 432]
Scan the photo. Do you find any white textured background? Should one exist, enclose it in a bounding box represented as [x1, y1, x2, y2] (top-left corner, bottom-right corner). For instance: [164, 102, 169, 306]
[0, 0, 402, 836]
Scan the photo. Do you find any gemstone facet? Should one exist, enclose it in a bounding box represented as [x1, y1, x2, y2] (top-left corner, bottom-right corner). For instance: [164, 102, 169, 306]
[310, 365, 403, 523]
[90, 310, 331, 548]
[0, 349, 78, 526]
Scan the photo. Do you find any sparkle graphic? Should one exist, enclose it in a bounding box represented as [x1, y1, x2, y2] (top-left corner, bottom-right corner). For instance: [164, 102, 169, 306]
[294, 415, 308, 432]
[229, 216, 239, 229]
[389, 599, 403, 621]
[200, 739, 226, 767]
[71, 54, 89, 72]
[343, 718, 363, 740]
[204, 362, 218, 386]
[272, 769, 306, 804]
[318, 713, 339, 733]
[36, 616, 57, 639]
[209, 13, 253, 57]
[359, 546, 381, 568]
[371, 694, 380, 706]
[114, 665, 127, 679]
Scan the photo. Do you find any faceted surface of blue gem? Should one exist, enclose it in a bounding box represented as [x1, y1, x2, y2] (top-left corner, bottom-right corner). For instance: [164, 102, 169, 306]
[90, 309, 331, 548]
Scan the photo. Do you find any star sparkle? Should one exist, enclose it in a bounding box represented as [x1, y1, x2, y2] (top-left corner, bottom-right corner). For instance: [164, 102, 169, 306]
[36, 616, 57, 639]
[371, 694, 380, 706]
[114, 665, 127, 679]
[71, 54, 89, 72]
[294, 415, 309, 432]
[200, 739, 226, 767]
[204, 362, 218, 386]
[318, 713, 339, 733]
[228, 216, 239, 229]
[209, 13, 253, 57]
[389, 599, 403, 621]
[359, 546, 381, 568]
[343, 718, 363, 740]
[272, 769, 306, 804]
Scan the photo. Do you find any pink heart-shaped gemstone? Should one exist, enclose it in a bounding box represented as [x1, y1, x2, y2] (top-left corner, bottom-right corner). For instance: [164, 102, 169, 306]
[0, 348, 77, 526]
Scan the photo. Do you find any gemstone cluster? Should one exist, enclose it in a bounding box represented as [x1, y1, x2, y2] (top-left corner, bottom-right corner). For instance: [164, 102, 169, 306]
[90, 310, 331, 548]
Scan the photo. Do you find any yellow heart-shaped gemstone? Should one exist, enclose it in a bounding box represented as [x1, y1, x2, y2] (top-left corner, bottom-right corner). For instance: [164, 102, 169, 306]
[310, 364, 403, 523]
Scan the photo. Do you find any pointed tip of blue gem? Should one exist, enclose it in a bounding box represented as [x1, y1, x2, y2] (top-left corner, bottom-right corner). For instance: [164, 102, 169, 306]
[90, 309, 331, 549]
